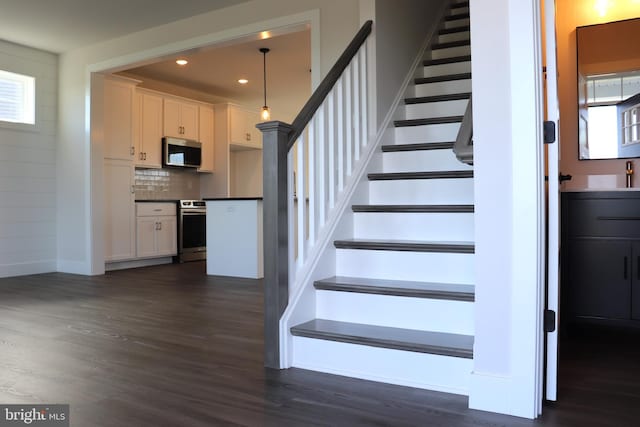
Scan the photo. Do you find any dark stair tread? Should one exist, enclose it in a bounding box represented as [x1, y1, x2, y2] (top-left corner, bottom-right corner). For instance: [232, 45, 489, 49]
[314, 276, 475, 301]
[394, 116, 462, 127]
[333, 239, 475, 253]
[291, 319, 474, 358]
[368, 170, 474, 180]
[445, 13, 470, 21]
[382, 142, 455, 152]
[439, 26, 470, 35]
[405, 92, 471, 105]
[431, 40, 470, 50]
[424, 55, 471, 67]
[415, 73, 471, 85]
[351, 204, 474, 213]
[451, 1, 470, 8]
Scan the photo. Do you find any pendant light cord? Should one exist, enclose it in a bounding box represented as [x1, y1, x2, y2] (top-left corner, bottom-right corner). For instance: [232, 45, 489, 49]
[260, 48, 270, 107]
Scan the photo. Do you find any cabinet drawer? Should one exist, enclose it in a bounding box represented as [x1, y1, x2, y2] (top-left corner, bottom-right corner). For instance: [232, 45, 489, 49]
[136, 203, 176, 217]
[567, 198, 640, 238]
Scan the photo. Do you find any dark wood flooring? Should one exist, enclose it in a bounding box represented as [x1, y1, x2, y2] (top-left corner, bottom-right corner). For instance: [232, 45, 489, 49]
[0, 262, 638, 426]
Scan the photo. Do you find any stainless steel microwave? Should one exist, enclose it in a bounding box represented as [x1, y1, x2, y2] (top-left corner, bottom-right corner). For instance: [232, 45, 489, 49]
[162, 137, 202, 168]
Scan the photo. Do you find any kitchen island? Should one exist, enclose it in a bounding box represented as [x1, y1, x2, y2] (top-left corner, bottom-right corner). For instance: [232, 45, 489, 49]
[204, 198, 263, 279]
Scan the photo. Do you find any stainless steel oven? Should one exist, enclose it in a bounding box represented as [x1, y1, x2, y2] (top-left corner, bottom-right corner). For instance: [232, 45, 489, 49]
[178, 200, 206, 262]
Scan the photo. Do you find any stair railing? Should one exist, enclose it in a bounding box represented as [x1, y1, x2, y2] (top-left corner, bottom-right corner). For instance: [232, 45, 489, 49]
[453, 95, 473, 165]
[258, 20, 373, 368]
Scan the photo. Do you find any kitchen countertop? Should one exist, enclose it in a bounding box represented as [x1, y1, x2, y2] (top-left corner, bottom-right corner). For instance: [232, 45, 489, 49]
[135, 199, 180, 203]
[561, 188, 640, 192]
[203, 197, 263, 201]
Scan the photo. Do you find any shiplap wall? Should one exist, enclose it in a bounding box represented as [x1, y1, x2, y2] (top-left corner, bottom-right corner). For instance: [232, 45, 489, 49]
[0, 40, 58, 277]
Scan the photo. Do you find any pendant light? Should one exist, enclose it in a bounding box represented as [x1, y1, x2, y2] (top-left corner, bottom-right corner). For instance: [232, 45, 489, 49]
[260, 47, 271, 121]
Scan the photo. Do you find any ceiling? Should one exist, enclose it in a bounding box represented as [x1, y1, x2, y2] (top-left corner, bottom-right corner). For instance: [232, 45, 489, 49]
[122, 29, 312, 121]
[0, 0, 250, 53]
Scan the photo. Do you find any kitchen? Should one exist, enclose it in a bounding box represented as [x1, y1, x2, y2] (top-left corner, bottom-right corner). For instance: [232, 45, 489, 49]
[101, 28, 311, 277]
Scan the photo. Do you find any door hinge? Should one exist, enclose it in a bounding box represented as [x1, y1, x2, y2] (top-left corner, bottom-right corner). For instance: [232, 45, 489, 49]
[543, 121, 556, 144]
[545, 309, 556, 333]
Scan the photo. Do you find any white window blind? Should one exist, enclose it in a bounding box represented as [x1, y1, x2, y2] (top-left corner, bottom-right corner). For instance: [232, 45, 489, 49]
[0, 69, 35, 125]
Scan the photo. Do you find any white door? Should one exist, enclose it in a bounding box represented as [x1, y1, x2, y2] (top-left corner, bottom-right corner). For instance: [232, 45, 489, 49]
[544, 0, 560, 401]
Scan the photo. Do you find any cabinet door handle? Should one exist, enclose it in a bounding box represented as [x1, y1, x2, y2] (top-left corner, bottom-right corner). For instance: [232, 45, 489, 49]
[143, 152, 147, 160]
[624, 256, 629, 280]
[158, 222, 162, 231]
[130, 146, 135, 156]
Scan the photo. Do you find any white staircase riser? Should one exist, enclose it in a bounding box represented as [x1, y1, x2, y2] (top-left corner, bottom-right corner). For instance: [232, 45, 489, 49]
[336, 249, 475, 283]
[369, 179, 474, 205]
[404, 99, 468, 120]
[354, 212, 475, 241]
[422, 60, 471, 78]
[414, 79, 472, 98]
[316, 290, 474, 334]
[395, 122, 460, 143]
[383, 149, 471, 172]
[438, 31, 470, 44]
[431, 45, 471, 60]
[444, 18, 471, 29]
[292, 337, 472, 395]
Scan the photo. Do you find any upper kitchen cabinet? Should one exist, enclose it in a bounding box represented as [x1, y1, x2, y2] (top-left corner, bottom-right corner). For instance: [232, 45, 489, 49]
[227, 104, 261, 150]
[133, 89, 163, 168]
[103, 76, 137, 160]
[164, 97, 199, 140]
[198, 104, 215, 173]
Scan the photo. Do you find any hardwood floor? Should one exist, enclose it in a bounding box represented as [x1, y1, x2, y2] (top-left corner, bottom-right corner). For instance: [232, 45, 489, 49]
[0, 262, 637, 426]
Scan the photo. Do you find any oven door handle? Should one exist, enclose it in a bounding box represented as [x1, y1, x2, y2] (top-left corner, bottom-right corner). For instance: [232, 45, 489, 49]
[181, 210, 206, 215]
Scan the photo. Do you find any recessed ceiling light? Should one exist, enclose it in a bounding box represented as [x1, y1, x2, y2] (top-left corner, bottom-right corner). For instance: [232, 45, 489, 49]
[238, 79, 249, 84]
[176, 59, 188, 66]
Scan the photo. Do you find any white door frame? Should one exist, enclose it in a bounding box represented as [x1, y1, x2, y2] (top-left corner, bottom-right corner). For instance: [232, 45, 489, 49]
[543, 0, 561, 402]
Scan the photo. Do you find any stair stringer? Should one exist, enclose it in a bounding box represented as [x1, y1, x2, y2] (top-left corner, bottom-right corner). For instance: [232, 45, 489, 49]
[278, 14, 447, 369]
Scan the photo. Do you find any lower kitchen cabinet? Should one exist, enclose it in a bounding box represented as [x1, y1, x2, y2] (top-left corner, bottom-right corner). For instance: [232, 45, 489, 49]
[562, 191, 640, 323]
[136, 203, 177, 259]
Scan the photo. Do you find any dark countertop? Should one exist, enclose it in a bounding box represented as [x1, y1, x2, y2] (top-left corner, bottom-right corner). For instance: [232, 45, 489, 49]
[135, 199, 180, 203]
[203, 197, 263, 201]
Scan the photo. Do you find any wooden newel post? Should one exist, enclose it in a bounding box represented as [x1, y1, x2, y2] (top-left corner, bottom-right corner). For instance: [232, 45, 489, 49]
[257, 120, 293, 369]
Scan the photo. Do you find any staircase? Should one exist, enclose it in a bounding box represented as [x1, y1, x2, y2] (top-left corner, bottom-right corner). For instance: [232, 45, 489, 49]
[289, 1, 475, 395]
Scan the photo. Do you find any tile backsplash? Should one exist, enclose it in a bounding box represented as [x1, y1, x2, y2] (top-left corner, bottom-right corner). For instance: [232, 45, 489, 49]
[134, 168, 200, 200]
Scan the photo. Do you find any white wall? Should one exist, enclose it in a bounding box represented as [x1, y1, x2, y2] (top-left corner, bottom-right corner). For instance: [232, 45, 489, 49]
[0, 40, 58, 278]
[373, 0, 448, 128]
[469, 0, 545, 418]
[56, 0, 361, 274]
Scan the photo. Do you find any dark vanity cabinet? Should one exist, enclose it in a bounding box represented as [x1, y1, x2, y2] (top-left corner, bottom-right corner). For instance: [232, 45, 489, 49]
[562, 191, 640, 322]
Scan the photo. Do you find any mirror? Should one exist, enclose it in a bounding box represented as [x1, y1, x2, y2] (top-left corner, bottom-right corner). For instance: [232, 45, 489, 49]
[577, 18, 640, 160]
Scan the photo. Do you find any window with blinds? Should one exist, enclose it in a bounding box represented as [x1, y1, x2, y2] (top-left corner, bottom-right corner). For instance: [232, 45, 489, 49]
[0, 70, 35, 125]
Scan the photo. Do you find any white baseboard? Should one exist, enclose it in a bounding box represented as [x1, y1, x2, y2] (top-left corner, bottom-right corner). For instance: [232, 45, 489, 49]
[469, 371, 527, 417]
[0, 261, 57, 278]
[105, 257, 174, 271]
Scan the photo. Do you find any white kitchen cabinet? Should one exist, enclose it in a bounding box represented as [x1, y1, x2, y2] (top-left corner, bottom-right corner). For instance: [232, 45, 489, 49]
[198, 104, 215, 173]
[201, 103, 262, 198]
[164, 97, 199, 140]
[135, 203, 177, 259]
[229, 104, 261, 150]
[134, 90, 163, 168]
[103, 76, 137, 160]
[104, 159, 136, 262]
